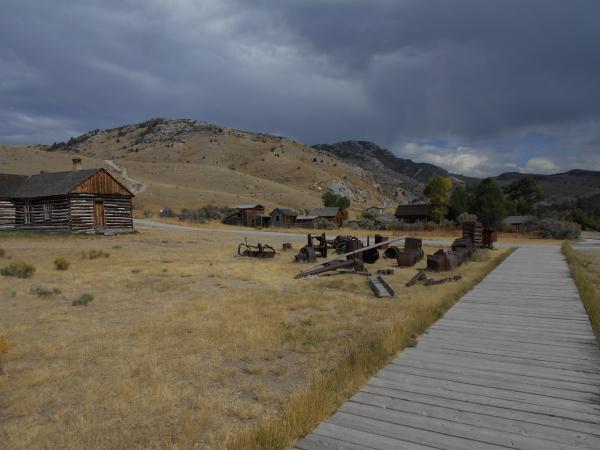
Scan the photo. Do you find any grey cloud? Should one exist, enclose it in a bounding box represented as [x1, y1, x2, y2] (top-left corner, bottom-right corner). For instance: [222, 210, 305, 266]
[1, 0, 599, 175]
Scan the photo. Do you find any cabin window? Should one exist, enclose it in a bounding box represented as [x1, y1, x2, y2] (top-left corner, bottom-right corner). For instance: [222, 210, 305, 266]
[43, 203, 52, 221]
[24, 202, 32, 224]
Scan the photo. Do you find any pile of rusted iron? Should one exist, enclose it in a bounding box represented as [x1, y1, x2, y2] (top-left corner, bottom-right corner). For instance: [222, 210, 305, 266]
[406, 270, 462, 287]
[238, 240, 278, 258]
[383, 237, 424, 267]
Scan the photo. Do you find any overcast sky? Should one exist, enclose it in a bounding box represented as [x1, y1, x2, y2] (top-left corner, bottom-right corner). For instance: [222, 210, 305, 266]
[1, 0, 599, 176]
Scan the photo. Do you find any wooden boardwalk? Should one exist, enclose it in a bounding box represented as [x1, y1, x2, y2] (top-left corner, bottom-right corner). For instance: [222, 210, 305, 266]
[295, 246, 600, 450]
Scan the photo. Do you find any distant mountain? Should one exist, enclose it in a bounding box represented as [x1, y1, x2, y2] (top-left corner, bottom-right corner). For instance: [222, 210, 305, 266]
[314, 140, 600, 203]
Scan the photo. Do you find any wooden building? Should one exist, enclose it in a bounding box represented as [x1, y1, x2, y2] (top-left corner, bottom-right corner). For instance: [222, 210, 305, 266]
[311, 207, 344, 228]
[0, 161, 134, 233]
[295, 215, 318, 229]
[222, 204, 265, 227]
[270, 208, 297, 228]
[394, 203, 432, 223]
[501, 215, 535, 233]
[365, 205, 385, 216]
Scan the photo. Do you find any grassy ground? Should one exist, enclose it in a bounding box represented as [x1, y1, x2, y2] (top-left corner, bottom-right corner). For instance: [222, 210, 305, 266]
[563, 244, 600, 345]
[0, 228, 509, 449]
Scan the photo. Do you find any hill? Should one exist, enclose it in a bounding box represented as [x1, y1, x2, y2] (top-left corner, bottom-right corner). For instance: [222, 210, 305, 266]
[315, 141, 600, 203]
[1, 120, 598, 214]
[0, 119, 401, 214]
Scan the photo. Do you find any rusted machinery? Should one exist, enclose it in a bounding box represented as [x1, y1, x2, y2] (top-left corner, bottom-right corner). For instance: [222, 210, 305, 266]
[368, 275, 395, 298]
[238, 241, 277, 258]
[295, 236, 405, 279]
[374, 234, 389, 249]
[482, 229, 497, 249]
[294, 233, 328, 262]
[463, 221, 483, 247]
[397, 237, 424, 267]
[406, 270, 462, 287]
[427, 249, 461, 272]
[451, 237, 474, 260]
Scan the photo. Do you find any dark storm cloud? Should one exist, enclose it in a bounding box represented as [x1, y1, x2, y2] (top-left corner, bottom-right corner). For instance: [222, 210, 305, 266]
[1, 0, 599, 174]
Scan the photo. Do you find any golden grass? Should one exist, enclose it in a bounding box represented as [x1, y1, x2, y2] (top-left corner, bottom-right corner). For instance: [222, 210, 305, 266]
[226, 248, 514, 450]
[0, 228, 510, 449]
[563, 244, 600, 345]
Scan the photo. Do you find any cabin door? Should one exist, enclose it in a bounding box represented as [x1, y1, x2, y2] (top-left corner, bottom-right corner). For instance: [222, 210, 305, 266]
[93, 201, 105, 229]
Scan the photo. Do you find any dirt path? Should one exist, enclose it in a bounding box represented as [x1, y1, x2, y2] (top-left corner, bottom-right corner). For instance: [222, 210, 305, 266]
[105, 160, 147, 194]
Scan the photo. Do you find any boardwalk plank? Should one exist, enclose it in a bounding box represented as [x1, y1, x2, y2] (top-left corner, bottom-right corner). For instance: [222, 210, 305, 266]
[296, 247, 600, 449]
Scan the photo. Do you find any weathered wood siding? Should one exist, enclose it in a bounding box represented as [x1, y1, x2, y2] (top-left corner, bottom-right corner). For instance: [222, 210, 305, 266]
[0, 200, 16, 228]
[13, 197, 70, 231]
[71, 169, 131, 196]
[69, 195, 133, 233]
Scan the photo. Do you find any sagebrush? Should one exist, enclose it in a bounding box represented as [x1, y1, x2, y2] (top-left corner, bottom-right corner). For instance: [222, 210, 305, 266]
[1, 261, 36, 278]
[53, 257, 71, 270]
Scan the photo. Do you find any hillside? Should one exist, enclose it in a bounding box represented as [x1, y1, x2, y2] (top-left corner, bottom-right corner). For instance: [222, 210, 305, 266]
[315, 141, 600, 203]
[0, 119, 401, 214]
[2, 120, 598, 214]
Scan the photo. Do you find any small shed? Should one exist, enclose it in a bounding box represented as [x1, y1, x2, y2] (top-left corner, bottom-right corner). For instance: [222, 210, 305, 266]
[0, 160, 134, 233]
[311, 207, 344, 228]
[501, 215, 535, 233]
[365, 206, 385, 216]
[296, 215, 318, 229]
[394, 203, 431, 223]
[222, 204, 265, 227]
[255, 214, 272, 228]
[270, 208, 297, 228]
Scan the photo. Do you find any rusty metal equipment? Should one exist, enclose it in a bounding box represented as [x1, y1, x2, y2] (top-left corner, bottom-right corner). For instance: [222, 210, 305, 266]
[396, 237, 424, 267]
[295, 236, 406, 279]
[332, 235, 355, 254]
[282, 242, 293, 251]
[407, 269, 462, 287]
[427, 249, 461, 272]
[463, 221, 483, 247]
[374, 234, 389, 249]
[369, 275, 395, 298]
[377, 268, 394, 275]
[451, 237, 474, 260]
[294, 246, 317, 262]
[294, 233, 328, 262]
[238, 240, 277, 258]
[482, 229, 497, 249]
[384, 246, 400, 259]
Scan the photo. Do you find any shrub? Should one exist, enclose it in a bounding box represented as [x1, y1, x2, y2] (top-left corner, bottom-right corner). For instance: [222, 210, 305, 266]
[143, 209, 154, 218]
[82, 249, 110, 259]
[72, 293, 94, 306]
[53, 257, 71, 270]
[456, 212, 478, 224]
[538, 219, 580, 239]
[30, 287, 61, 297]
[1, 262, 36, 278]
[0, 248, 5, 257]
[159, 207, 176, 218]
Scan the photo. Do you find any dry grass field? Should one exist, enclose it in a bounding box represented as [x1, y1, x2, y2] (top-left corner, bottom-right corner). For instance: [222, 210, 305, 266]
[0, 228, 509, 449]
[564, 244, 600, 344]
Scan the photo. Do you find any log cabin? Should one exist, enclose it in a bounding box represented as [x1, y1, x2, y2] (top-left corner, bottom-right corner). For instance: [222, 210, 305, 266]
[222, 204, 265, 227]
[0, 159, 134, 233]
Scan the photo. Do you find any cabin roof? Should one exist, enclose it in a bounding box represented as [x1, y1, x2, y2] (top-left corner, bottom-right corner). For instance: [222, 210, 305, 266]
[270, 208, 297, 217]
[394, 203, 431, 217]
[0, 169, 119, 198]
[296, 215, 318, 221]
[311, 207, 341, 217]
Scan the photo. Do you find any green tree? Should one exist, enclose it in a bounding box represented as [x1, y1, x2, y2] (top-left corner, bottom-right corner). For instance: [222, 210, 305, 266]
[503, 177, 543, 215]
[447, 185, 472, 221]
[424, 176, 453, 222]
[322, 192, 351, 219]
[472, 178, 508, 228]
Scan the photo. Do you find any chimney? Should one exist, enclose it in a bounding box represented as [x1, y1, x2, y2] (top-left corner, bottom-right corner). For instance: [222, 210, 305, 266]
[72, 158, 82, 171]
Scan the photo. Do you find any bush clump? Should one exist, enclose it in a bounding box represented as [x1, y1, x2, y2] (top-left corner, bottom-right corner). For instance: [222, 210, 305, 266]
[53, 257, 71, 270]
[159, 207, 176, 218]
[1, 262, 36, 278]
[0, 248, 5, 257]
[82, 249, 110, 260]
[72, 293, 94, 306]
[30, 287, 61, 297]
[538, 219, 581, 239]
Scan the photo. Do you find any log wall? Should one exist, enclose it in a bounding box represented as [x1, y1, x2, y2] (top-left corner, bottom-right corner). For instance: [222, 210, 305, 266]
[13, 197, 70, 231]
[69, 195, 133, 233]
[0, 200, 16, 229]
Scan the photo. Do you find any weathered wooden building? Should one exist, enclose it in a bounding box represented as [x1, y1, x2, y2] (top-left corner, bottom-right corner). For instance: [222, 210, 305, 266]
[311, 207, 344, 228]
[394, 203, 432, 223]
[295, 215, 318, 229]
[270, 208, 297, 228]
[222, 204, 265, 227]
[0, 162, 134, 233]
[501, 215, 535, 233]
